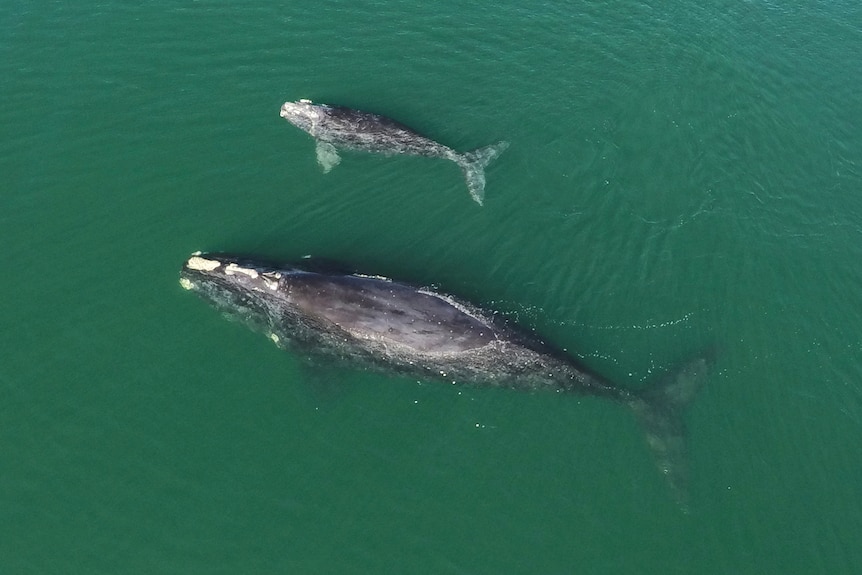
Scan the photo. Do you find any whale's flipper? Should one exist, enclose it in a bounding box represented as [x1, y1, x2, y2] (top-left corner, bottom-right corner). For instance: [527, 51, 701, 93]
[628, 352, 713, 511]
[315, 141, 341, 173]
[457, 141, 509, 205]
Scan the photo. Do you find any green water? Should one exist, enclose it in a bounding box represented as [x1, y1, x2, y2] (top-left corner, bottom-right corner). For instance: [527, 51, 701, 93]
[3, 1, 862, 573]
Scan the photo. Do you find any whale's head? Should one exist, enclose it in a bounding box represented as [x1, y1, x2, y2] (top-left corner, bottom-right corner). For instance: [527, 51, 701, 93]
[180, 253, 291, 336]
[279, 99, 322, 133]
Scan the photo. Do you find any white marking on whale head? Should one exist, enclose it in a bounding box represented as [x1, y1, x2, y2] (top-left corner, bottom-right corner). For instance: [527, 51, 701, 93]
[280, 101, 321, 131]
[262, 271, 281, 290]
[179, 278, 194, 290]
[186, 256, 221, 272]
[223, 263, 259, 279]
[281, 101, 320, 119]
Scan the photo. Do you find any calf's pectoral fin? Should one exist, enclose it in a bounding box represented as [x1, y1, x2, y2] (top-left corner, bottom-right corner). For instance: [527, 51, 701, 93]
[315, 141, 341, 173]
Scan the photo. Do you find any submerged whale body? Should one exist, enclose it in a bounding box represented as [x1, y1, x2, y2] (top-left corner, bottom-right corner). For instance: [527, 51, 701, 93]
[180, 252, 711, 507]
[279, 99, 509, 205]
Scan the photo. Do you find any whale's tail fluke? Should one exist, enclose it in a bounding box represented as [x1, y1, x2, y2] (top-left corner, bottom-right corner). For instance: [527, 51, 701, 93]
[628, 351, 713, 511]
[457, 141, 509, 205]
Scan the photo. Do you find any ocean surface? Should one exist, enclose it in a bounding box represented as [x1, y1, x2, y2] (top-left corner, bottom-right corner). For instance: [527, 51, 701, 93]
[3, 1, 862, 573]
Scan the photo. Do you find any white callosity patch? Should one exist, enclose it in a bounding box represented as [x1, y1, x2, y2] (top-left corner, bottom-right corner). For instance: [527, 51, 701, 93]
[261, 272, 281, 290]
[186, 256, 221, 272]
[280, 101, 322, 126]
[179, 278, 194, 290]
[224, 263, 259, 279]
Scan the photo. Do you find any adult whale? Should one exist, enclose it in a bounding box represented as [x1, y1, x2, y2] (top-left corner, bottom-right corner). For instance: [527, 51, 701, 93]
[279, 99, 509, 205]
[179, 252, 711, 507]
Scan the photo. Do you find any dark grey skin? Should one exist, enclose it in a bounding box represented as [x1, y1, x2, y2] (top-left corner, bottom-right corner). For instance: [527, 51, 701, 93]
[180, 252, 711, 508]
[279, 99, 508, 205]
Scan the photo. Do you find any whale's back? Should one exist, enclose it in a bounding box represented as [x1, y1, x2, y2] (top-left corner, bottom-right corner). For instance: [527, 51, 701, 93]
[285, 274, 496, 354]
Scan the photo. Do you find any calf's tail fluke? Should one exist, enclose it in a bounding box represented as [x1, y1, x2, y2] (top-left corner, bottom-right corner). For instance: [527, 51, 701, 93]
[457, 141, 509, 205]
[628, 351, 714, 511]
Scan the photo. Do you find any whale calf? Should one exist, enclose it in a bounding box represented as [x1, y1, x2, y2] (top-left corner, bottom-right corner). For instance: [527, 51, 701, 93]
[180, 252, 711, 506]
[279, 99, 509, 205]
